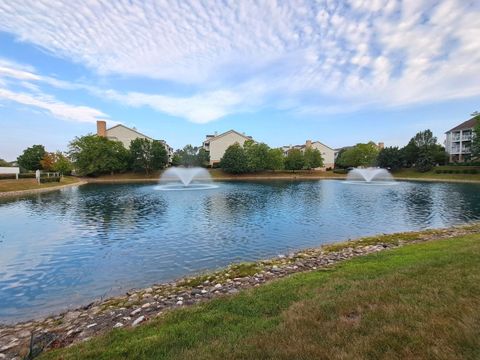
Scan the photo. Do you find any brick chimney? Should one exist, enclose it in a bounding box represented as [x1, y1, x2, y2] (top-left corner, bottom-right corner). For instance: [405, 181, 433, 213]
[97, 120, 106, 137]
[306, 140, 312, 148]
[378, 142, 384, 150]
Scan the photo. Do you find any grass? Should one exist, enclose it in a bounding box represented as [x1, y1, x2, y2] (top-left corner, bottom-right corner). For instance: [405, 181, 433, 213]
[392, 168, 480, 181]
[42, 232, 480, 360]
[0, 176, 81, 193]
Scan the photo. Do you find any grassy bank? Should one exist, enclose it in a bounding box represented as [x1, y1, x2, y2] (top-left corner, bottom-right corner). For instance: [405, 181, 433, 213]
[42, 232, 480, 360]
[393, 168, 480, 181]
[0, 176, 81, 193]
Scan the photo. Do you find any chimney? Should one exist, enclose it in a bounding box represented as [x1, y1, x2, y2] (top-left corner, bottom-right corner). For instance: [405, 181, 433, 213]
[97, 120, 106, 137]
[378, 142, 384, 150]
[306, 140, 312, 148]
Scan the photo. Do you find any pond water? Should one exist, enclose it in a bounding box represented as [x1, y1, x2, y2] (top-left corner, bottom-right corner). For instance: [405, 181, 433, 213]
[1, 180, 480, 323]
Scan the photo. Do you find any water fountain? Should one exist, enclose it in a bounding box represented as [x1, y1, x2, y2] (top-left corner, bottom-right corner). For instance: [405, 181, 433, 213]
[156, 167, 218, 191]
[345, 167, 395, 185]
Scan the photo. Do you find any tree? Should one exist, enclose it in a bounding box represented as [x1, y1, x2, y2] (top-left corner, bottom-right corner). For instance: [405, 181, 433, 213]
[284, 148, 304, 171]
[377, 147, 404, 170]
[196, 148, 210, 167]
[52, 152, 73, 175]
[69, 135, 130, 176]
[401, 139, 419, 167]
[173, 145, 210, 167]
[130, 138, 168, 175]
[416, 148, 435, 172]
[471, 112, 480, 159]
[266, 148, 284, 170]
[17, 145, 46, 171]
[244, 140, 270, 172]
[303, 148, 324, 170]
[40, 152, 56, 171]
[413, 129, 437, 148]
[219, 143, 249, 174]
[336, 142, 379, 168]
[0, 158, 11, 167]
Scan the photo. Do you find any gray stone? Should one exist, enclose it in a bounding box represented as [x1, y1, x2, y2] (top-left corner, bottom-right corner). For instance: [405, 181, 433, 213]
[113, 323, 123, 328]
[130, 308, 141, 316]
[132, 316, 145, 327]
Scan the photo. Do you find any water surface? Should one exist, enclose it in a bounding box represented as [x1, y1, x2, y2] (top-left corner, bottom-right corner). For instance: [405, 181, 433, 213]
[1, 180, 480, 322]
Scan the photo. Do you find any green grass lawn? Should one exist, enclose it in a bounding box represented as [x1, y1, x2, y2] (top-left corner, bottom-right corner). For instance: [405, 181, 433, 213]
[393, 168, 480, 181]
[42, 233, 480, 360]
[0, 176, 81, 193]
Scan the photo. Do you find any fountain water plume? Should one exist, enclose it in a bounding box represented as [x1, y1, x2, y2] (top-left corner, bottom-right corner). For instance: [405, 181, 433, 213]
[346, 167, 394, 183]
[157, 167, 217, 190]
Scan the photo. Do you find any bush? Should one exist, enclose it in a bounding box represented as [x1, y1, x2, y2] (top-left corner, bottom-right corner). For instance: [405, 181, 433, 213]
[39, 176, 61, 183]
[333, 169, 348, 174]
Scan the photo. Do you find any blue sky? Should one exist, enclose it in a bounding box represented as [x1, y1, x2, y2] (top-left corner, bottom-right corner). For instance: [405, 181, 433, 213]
[0, 0, 479, 161]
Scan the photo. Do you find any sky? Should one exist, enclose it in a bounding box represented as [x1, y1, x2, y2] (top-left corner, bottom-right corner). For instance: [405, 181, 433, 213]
[0, 0, 479, 161]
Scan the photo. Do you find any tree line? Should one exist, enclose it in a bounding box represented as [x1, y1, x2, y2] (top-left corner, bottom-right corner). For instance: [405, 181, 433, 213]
[219, 141, 324, 174]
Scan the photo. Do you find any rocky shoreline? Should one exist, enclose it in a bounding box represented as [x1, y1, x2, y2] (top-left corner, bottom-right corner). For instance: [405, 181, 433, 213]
[1, 223, 479, 359]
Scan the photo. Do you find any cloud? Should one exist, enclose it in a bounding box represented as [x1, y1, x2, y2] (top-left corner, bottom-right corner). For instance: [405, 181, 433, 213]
[0, 0, 479, 121]
[0, 88, 108, 123]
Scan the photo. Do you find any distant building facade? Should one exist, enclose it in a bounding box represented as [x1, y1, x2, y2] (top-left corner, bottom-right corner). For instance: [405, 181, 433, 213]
[96, 121, 173, 162]
[203, 130, 253, 166]
[282, 140, 335, 169]
[445, 117, 477, 162]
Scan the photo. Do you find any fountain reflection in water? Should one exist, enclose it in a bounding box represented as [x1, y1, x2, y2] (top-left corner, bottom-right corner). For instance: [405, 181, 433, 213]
[156, 167, 218, 191]
[345, 167, 396, 185]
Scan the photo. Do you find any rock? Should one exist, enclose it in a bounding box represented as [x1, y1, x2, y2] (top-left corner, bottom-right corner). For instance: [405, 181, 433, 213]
[86, 323, 97, 329]
[177, 296, 184, 301]
[0, 353, 5, 359]
[176, 300, 183, 306]
[214, 284, 222, 289]
[0, 340, 20, 352]
[113, 323, 123, 328]
[141, 303, 151, 309]
[144, 288, 153, 293]
[201, 289, 208, 294]
[132, 316, 145, 327]
[130, 308, 141, 316]
[122, 316, 131, 321]
[191, 289, 202, 295]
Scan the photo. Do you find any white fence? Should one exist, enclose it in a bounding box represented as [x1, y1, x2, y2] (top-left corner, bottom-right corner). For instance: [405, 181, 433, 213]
[0, 167, 20, 180]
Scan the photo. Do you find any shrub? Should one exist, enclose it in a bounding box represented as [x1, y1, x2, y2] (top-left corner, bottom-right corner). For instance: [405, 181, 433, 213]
[39, 176, 61, 183]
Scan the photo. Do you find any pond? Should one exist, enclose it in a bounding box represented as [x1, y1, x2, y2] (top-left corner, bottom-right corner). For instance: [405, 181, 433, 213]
[1, 180, 480, 323]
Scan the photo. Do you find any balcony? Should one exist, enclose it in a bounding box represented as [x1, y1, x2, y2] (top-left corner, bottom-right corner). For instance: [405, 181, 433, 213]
[462, 147, 471, 154]
[451, 135, 461, 142]
[462, 134, 472, 141]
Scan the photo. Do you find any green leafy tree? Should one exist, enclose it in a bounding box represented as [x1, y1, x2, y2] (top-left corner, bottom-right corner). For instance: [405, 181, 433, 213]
[173, 145, 210, 167]
[52, 152, 73, 175]
[266, 148, 284, 170]
[196, 148, 210, 167]
[377, 147, 404, 170]
[130, 138, 168, 175]
[220, 143, 249, 174]
[416, 148, 435, 172]
[432, 144, 448, 165]
[303, 148, 324, 170]
[471, 112, 480, 159]
[69, 135, 130, 176]
[17, 145, 46, 171]
[244, 140, 270, 172]
[336, 142, 379, 168]
[401, 139, 419, 167]
[284, 148, 304, 171]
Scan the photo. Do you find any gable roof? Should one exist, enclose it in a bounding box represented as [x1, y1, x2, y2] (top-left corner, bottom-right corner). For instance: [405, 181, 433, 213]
[107, 124, 153, 140]
[204, 129, 252, 143]
[446, 117, 478, 133]
[311, 141, 334, 151]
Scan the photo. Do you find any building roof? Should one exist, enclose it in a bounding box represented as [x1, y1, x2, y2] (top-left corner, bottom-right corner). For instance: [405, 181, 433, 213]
[446, 117, 478, 133]
[107, 124, 154, 141]
[203, 129, 252, 144]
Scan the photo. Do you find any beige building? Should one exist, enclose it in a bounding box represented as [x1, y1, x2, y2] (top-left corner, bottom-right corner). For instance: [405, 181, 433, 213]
[282, 140, 335, 169]
[203, 130, 253, 166]
[96, 121, 173, 162]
